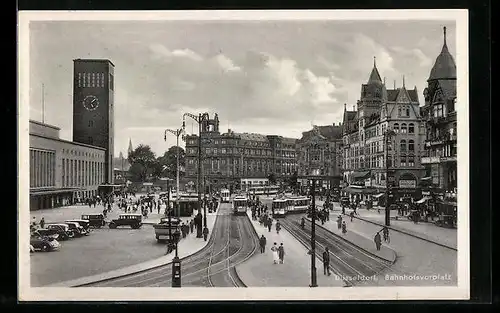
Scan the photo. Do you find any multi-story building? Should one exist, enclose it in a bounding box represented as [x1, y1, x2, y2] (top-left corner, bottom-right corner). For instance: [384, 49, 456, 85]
[341, 59, 426, 200]
[184, 113, 298, 192]
[29, 120, 107, 210]
[420, 27, 457, 193]
[296, 124, 343, 191]
[29, 58, 116, 210]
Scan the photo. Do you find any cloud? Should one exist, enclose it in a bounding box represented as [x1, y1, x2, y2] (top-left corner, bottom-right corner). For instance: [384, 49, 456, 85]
[390, 46, 432, 67]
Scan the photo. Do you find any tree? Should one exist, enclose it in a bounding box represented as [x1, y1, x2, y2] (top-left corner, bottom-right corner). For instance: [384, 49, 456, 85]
[267, 173, 277, 185]
[156, 146, 186, 179]
[287, 171, 299, 191]
[127, 144, 158, 182]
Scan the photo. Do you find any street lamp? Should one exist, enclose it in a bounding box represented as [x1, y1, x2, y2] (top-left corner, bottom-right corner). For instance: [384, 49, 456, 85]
[384, 129, 397, 226]
[183, 112, 210, 238]
[307, 142, 322, 288]
[164, 127, 184, 287]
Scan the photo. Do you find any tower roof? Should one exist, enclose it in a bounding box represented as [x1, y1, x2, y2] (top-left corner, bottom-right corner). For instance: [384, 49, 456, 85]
[127, 138, 133, 155]
[368, 56, 383, 84]
[428, 26, 456, 81]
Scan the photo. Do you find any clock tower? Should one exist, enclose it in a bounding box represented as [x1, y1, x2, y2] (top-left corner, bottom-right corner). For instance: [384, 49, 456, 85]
[73, 59, 115, 184]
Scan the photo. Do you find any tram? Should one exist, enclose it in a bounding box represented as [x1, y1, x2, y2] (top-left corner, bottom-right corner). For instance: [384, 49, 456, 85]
[247, 185, 280, 196]
[220, 188, 231, 203]
[232, 195, 249, 215]
[272, 198, 287, 218]
[286, 196, 310, 214]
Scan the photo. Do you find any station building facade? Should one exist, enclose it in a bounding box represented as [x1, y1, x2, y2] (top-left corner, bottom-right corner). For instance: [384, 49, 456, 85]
[29, 120, 107, 210]
[184, 113, 298, 192]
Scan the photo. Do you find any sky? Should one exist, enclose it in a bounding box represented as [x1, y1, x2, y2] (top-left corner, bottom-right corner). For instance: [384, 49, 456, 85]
[28, 19, 456, 157]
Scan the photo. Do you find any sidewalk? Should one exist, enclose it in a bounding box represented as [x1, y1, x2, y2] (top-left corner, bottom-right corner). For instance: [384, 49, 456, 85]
[333, 203, 457, 250]
[48, 204, 220, 287]
[308, 215, 396, 263]
[235, 211, 344, 287]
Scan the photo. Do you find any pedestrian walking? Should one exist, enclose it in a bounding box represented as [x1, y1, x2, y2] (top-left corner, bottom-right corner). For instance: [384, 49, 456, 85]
[300, 216, 305, 229]
[190, 220, 194, 233]
[271, 243, 279, 264]
[276, 221, 281, 234]
[342, 221, 347, 235]
[278, 243, 285, 264]
[267, 218, 272, 232]
[382, 226, 390, 243]
[350, 211, 354, 222]
[40, 217, 45, 229]
[203, 226, 209, 241]
[322, 247, 331, 276]
[259, 235, 267, 253]
[374, 232, 382, 251]
[336, 215, 342, 230]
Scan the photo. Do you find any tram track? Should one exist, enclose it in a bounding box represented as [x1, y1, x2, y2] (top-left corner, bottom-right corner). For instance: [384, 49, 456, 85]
[280, 216, 393, 287]
[81, 204, 258, 287]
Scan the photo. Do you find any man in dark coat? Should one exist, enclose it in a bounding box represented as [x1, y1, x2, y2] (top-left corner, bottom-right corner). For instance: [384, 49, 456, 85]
[195, 213, 203, 238]
[259, 235, 267, 253]
[203, 226, 209, 241]
[323, 247, 331, 276]
[374, 232, 382, 251]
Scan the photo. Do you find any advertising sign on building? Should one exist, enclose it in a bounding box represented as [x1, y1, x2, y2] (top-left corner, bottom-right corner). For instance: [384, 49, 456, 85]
[399, 180, 416, 188]
[364, 178, 371, 187]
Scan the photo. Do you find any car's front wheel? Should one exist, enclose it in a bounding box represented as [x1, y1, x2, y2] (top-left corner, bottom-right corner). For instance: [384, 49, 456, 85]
[109, 223, 117, 229]
[42, 244, 49, 252]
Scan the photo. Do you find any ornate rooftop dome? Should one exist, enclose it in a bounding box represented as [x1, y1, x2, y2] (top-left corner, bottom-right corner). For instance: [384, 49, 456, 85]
[428, 26, 456, 81]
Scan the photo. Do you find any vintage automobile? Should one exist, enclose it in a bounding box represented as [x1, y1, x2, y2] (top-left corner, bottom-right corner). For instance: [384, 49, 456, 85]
[153, 217, 181, 242]
[64, 222, 88, 237]
[45, 223, 74, 240]
[31, 229, 59, 241]
[30, 235, 61, 252]
[66, 219, 91, 232]
[81, 213, 106, 228]
[108, 213, 143, 229]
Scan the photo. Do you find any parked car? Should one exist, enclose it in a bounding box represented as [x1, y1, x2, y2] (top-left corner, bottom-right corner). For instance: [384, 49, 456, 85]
[109, 213, 143, 229]
[31, 229, 59, 241]
[81, 214, 106, 228]
[64, 222, 88, 236]
[46, 224, 74, 240]
[153, 217, 181, 242]
[66, 219, 91, 232]
[30, 236, 60, 252]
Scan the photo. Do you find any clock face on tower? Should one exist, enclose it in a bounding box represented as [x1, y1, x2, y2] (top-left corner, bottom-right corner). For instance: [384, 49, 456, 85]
[82, 95, 99, 111]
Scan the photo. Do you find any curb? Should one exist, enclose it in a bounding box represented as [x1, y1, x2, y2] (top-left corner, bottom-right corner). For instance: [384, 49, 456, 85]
[346, 213, 457, 251]
[305, 217, 397, 264]
[47, 202, 222, 287]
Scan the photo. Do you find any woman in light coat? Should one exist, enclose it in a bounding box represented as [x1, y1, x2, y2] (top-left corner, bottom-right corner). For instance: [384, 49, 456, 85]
[271, 242, 279, 264]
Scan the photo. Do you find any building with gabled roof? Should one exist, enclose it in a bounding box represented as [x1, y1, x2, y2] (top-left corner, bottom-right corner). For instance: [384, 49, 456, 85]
[341, 57, 426, 201]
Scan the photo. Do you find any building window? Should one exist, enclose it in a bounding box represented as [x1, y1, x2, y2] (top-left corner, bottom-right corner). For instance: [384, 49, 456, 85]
[408, 140, 415, 152]
[408, 123, 415, 134]
[398, 107, 402, 116]
[394, 123, 399, 133]
[401, 123, 407, 134]
[400, 155, 407, 167]
[400, 140, 407, 152]
[408, 156, 415, 167]
[406, 108, 410, 116]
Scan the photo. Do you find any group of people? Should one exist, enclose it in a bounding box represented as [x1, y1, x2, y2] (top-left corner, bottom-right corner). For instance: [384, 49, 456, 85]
[258, 235, 285, 264]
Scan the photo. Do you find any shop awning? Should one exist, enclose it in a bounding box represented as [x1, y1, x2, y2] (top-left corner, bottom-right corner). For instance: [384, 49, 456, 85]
[352, 171, 371, 179]
[373, 193, 385, 199]
[421, 177, 432, 181]
[30, 188, 80, 196]
[416, 196, 430, 204]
